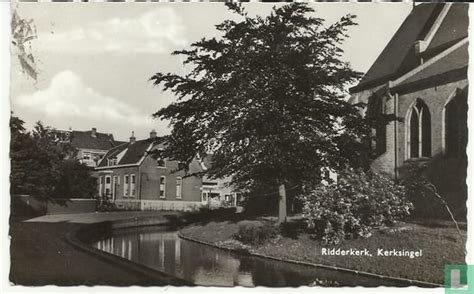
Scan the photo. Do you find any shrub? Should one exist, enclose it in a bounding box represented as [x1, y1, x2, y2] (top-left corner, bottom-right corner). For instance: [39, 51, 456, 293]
[301, 168, 413, 245]
[234, 220, 277, 245]
[97, 199, 117, 212]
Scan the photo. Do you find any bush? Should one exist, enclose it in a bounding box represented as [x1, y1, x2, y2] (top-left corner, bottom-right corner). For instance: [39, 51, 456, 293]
[97, 199, 117, 212]
[301, 168, 413, 245]
[234, 220, 277, 245]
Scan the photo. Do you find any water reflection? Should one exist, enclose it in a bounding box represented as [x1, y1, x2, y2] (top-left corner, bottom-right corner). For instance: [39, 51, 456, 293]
[92, 226, 403, 287]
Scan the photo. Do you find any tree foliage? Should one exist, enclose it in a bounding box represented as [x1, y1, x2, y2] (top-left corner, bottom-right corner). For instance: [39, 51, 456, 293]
[10, 117, 59, 199]
[10, 115, 96, 200]
[151, 3, 369, 217]
[53, 159, 98, 199]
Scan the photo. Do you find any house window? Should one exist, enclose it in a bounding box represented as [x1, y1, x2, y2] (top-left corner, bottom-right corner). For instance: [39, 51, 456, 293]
[105, 176, 111, 198]
[124, 175, 129, 197]
[159, 176, 166, 198]
[99, 176, 104, 197]
[202, 181, 218, 186]
[407, 99, 431, 158]
[108, 158, 117, 166]
[130, 174, 136, 197]
[176, 177, 182, 199]
[157, 159, 166, 168]
[445, 91, 467, 158]
[201, 192, 208, 203]
[112, 176, 118, 200]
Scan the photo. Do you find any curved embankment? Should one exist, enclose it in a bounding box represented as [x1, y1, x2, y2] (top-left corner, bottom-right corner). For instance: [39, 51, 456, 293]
[67, 214, 442, 288]
[65, 216, 193, 286]
[177, 231, 443, 288]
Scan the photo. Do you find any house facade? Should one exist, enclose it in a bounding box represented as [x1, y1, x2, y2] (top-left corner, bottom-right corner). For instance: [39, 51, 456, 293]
[53, 127, 124, 167]
[95, 131, 240, 211]
[350, 3, 468, 218]
[201, 175, 244, 208]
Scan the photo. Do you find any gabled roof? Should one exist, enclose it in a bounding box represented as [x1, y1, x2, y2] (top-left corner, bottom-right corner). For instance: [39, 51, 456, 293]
[69, 130, 118, 151]
[97, 137, 165, 168]
[60, 129, 122, 151]
[351, 3, 468, 93]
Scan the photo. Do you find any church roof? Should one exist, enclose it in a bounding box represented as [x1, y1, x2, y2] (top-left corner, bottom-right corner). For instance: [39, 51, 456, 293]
[351, 3, 468, 93]
[392, 42, 468, 92]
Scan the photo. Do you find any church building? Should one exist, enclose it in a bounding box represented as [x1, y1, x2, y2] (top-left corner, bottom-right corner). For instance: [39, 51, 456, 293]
[350, 3, 468, 218]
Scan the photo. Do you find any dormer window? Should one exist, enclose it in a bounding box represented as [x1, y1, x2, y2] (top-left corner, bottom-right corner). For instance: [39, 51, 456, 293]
[157, 158, 166, 168]
[108, 158, 117, 166]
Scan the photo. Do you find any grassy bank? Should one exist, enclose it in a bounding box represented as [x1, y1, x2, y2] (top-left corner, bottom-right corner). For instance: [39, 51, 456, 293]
[180, 219, 466, 284]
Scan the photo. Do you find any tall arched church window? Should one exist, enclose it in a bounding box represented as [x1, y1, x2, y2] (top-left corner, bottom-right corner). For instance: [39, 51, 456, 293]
[445, 89, 468, 157]
[408, 99, 431, 158]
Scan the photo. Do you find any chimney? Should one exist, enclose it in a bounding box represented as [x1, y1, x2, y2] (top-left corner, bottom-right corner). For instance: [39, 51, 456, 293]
[130, 131, 136, 144]
[91, 127, 97, 137]
[150, 129, 157, 139]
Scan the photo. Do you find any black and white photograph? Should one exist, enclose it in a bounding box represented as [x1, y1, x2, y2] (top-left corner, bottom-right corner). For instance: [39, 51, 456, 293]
[3, 0, 471, 290]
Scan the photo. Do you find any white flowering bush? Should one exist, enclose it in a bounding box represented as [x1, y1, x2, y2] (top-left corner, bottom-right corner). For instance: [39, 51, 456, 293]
[301, 168, 413, 245]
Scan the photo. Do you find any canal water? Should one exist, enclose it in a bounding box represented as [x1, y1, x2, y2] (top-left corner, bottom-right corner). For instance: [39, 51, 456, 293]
[91, 226, 405, 287]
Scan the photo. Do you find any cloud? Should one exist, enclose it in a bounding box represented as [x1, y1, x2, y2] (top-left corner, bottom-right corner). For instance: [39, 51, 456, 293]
[15, 70, 156, 129]
[36, 8, 187, 54]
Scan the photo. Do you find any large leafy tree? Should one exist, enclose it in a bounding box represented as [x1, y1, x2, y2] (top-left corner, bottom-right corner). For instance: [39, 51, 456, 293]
[151, 3, 368, 223]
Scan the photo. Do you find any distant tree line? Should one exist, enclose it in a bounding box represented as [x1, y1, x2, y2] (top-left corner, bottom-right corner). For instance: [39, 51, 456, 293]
[10, 114, 97, 201]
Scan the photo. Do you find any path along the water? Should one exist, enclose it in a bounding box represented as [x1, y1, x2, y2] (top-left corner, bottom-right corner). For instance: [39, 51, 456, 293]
[9, 211, 180, 286]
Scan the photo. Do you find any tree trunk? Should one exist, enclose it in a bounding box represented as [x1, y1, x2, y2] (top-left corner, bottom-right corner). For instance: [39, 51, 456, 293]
[278, 183, 287, 224]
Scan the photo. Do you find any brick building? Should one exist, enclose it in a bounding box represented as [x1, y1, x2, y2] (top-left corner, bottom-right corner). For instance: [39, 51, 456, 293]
[350, 3, 468, 218]
[53, 127, 124, 167]
[95, 130, 240, 210]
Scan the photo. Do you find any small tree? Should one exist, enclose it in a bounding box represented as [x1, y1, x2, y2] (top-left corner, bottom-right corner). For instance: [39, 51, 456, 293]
[151, 3, 368, 223]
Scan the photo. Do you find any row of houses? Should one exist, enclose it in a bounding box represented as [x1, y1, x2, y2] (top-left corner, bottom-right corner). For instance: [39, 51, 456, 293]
[59, 128, 242, 211]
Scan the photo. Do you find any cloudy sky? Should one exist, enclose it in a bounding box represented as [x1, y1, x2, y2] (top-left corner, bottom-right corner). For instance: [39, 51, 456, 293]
[11, 2, 412, 141]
